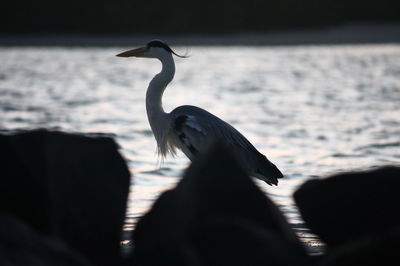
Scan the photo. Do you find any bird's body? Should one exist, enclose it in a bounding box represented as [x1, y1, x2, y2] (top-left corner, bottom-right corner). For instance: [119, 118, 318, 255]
[117, 40, 283, 185]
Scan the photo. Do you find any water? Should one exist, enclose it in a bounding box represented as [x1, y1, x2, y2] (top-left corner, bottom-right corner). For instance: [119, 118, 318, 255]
[1, 44, 400, 251]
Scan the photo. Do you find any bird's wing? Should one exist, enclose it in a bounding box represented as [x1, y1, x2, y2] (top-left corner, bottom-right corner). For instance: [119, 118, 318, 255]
[170, 105, 283, 185]
[173, 115, 205, 157]
[171, 105, 257, 157]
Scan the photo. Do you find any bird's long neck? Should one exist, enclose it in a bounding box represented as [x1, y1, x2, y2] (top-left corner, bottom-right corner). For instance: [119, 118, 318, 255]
[146, 53, 175, 156]
[146, 53, 175, 120]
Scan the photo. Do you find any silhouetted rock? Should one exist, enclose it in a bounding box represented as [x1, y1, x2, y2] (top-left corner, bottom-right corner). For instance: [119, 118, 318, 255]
[0, 130, 49, 232]
[318, 228, 400, 266]
[294, 166, 400, 247]
[0, 129, 131, 265]
[0, 213, 90, 265]
[131, 142, 308, 266]
[185, 216, 309, 266]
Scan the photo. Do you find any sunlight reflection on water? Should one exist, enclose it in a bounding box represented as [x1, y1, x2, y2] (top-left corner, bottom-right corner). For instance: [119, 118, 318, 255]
[1, 44, 400, 251]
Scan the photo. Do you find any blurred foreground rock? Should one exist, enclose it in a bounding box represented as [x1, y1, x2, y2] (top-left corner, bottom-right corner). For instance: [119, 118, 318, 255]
[3, 128, 398, 265]
[131, 142, 309, 266]
[294, 166, 400, 247]
[318, 228, 400, 266]
[0, 129, 131, 265]
[0, 213, 90, 265]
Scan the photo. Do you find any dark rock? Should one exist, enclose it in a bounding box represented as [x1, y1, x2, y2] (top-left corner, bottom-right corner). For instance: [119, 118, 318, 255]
[294, 166, 400, 247]
[0, 129, 131, 265]
[131, 142, 308, 266]
[0, 130, 49, 232]
[185, 216, 308, 266]
[318, 228, 400, 266]
[0, 212, 90, 265]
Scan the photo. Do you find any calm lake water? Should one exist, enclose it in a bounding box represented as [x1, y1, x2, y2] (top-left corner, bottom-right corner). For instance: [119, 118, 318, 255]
[1, 44, 400, 251]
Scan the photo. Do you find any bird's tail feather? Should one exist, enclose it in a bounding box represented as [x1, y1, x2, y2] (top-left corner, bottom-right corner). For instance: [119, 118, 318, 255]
[254, 154, 283, 186]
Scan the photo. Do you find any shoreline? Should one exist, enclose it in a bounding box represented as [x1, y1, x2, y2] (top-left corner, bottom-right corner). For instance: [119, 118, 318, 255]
[1, 23, 400, 47]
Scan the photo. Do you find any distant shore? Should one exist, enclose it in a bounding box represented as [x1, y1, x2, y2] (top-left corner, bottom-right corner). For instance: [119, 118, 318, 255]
[1, 23, 400, 46]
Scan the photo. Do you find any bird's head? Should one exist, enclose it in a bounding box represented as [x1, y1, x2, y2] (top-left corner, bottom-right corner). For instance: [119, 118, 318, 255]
[116, 39, 186, 59]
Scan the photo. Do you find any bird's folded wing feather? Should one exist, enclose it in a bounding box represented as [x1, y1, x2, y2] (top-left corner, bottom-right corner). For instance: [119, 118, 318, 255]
[171, 105, 283, 185]
[172, 105, 258, 155]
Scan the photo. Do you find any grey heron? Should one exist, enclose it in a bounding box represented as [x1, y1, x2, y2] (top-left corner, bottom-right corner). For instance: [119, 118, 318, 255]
[117, 40, 283, 185]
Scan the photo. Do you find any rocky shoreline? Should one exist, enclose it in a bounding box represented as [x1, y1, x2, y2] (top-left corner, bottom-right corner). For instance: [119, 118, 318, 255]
[1, 129, 399, 265]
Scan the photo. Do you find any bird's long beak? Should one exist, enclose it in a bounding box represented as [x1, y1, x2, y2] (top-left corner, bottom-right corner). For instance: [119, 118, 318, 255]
[116, 47, 147, 57]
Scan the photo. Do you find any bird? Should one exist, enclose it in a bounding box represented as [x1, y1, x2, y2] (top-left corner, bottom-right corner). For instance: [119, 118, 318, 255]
[117, 40, 283, 185]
